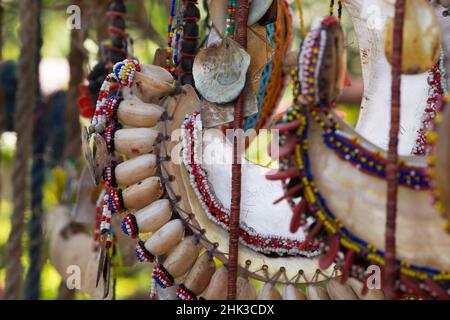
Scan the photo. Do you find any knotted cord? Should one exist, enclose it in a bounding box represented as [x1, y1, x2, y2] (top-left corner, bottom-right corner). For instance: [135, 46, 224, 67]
[385, 0, 406, 300]
[4, 0, 39, 300]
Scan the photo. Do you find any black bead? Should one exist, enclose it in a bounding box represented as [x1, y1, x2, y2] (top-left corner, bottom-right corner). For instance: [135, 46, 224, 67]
[111, 17, 126, 30]
[183, 5, 200, 20]
[181, 57, 194, 71]
[109, 0, 126, 14]
[183, 22, 199, 37]
[112, 35, 124, 48]
[180, 73, 195, 86]
[181, 40, 198, 55]
[88, 62, 108, 81]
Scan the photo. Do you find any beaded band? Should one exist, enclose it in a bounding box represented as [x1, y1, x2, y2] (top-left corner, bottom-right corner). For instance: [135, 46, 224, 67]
[153, 263, 175, 288]
[176, 284, 197, 300]
[121, 213, 139, 238]
[135, 240, 155, 263]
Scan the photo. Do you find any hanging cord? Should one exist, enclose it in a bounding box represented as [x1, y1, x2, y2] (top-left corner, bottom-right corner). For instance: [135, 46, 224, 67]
[4, 0, 39, 300]
[24, 0, 44, 300]
[64, 0, 88, 161]
[0, 0, 3, 61]
[329, 0, 342, 20]
[227, 0, 250, 300]
[385, 0, 405, 300]
[295, 0, 306, 37]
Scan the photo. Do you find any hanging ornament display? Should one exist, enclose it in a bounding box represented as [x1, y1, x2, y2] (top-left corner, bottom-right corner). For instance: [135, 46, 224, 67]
[74, 0, 450, 302]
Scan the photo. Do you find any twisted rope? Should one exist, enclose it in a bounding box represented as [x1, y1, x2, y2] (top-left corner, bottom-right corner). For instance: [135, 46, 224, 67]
[227, 0, 250, 300]
[64, 0, 88, 161]
[4, 0, 39, 300]
[385, 0, 405, 300]
[25, 0, 44, 299]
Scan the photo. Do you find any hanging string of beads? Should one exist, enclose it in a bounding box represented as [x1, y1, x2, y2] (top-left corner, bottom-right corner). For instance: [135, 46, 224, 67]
[329, 0, 335, 16]
[80, 0, 129, 121]
[172, 10, 184, 71]
[329, 0, 343, 21]
[226, 0, 237, 38]
[180, 0, 200, 86]
[107, 0, 128, 64]
[165, 0, 177, 76]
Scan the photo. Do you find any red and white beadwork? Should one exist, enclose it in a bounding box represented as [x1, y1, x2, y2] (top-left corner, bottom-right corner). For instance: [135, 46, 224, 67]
[181, 112, 320, 257]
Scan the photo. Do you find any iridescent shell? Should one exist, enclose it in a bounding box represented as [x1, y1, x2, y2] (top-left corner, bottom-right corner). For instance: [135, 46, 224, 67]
[193, 39, 250, 104]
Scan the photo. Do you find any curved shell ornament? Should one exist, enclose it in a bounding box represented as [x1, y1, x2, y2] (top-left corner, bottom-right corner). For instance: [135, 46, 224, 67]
[193, 39, 250, 104]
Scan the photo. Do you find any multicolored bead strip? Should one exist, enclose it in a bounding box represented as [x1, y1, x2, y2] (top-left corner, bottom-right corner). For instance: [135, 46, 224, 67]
[135, 240, 154, 263]
[284, 105, 450, 281]
[176, 284, 197, 300]
[91, 59, 140, 133]
[121, 213, 139, 238]
[225, 0, 236, 38]
[294, 18, 431, 190]
[153, 264, 174, 288]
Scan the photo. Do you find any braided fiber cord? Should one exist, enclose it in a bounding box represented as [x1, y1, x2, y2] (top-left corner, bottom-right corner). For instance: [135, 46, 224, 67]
[4, 0, 39, 300]
[385, 0, 405, 300]
[25, 0, 44, 299]
[64, 0, 88, 161]
[227, 0, 250, 300]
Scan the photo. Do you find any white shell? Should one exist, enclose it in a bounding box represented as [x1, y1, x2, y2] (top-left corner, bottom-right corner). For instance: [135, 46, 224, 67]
[114, 154, 158, 186]
[163, 236, 200, 278]
[257, 282, 282, 300]
[248, 0, 274, 26]
[200, 266, 228, 300]
[134, 199, 172, 233]
[346, 278, 384, 300]
[118, 99, 163, 128]
[306, 285, 330, 300]
[236, 277, 257, 300]
[144, 219, 184, 256]
[131, 64, 174, 103]
[183, 253, 216, 295]
[114, 127, 159, 158]
[326, 279, 358, 300]
[282, 284, 307, 300]
[193, 39, 250, 104]
[122, 176, 163, 210]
